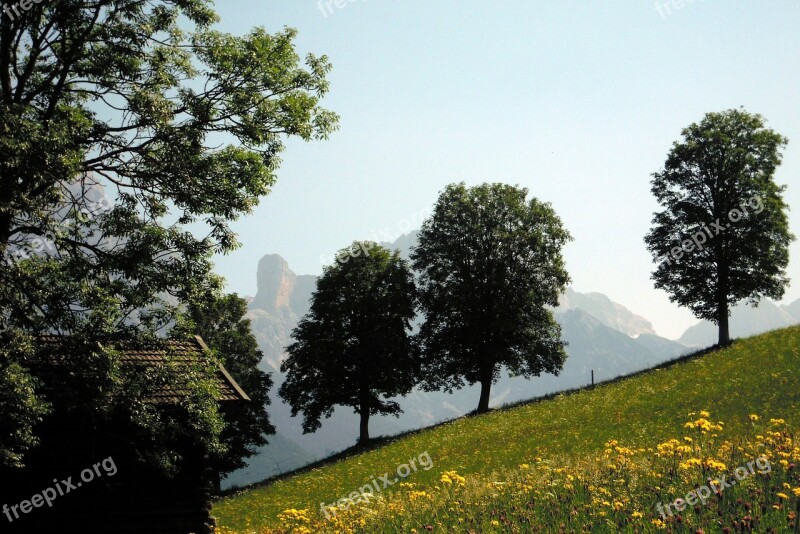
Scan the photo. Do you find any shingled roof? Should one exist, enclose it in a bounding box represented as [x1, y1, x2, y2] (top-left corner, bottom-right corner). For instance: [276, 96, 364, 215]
[37, 335, 250, 403]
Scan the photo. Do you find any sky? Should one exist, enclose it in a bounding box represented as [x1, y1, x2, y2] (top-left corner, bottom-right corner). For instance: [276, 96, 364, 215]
[204, 1, 800, 340]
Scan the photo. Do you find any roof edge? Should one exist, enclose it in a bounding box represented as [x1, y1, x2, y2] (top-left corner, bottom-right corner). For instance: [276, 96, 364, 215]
[194, 335, 251, 402]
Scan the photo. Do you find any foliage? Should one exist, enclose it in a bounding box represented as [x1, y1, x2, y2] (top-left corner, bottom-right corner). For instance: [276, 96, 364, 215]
[0, 331, 49, 469]
[645, 108, 793, 346]
[173, 292, 275, 479]
[411, 182, 572, 413]
[279, 242, 418, 444]
[0, 0, 337, 468]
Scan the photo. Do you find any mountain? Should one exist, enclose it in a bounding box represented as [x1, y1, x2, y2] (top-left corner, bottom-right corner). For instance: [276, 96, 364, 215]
[677, 298, 799, 347]
[379, 230, 418, 259]
[782, 298, 800, 322]
[634, 333, 689, 360]
[555, 287, 655, 337]
[247, 254, 316, 372]
[222, 432, 316, 490]
[225, 234, 687, 489]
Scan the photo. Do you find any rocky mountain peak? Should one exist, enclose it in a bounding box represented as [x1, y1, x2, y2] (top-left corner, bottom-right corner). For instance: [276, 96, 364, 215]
[556, 287, 656, 337]
[251, 254, 297, 312]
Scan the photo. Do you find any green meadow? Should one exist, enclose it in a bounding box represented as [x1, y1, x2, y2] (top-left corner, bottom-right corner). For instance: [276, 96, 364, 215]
[216, 326, 800, 533]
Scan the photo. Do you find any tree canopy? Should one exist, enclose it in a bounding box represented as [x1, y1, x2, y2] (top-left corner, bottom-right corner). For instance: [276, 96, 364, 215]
[279, 242, 418, 444]
[172, 292, 275, 488]
[0, 0, 337, 469]
[645, 109, 793, 346]
[412, 182, 572, 413]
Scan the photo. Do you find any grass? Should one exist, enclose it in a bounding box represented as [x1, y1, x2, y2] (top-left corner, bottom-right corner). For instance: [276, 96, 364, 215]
[214, 326, 800, 532]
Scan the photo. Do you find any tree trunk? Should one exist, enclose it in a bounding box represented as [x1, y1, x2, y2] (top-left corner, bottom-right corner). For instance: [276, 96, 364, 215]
[358, 392, 370, 445]
[476, 360, 494, 414]
[717, 299, 730, 347]
[717, 263, 731, 347]
[358, 409, 370, 444]
[211, 469, 222, 496]
[477, 379, 492, 414]
[0, 213, 12, 248]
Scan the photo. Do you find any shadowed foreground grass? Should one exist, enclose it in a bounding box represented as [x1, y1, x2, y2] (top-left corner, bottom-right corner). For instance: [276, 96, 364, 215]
[215, 326, 800, 533]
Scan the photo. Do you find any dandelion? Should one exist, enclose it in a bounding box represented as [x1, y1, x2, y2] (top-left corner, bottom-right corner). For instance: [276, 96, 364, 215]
[439, 470, 465, 486]
[704, 458, 727, 471]
[679, 458, 702, 470]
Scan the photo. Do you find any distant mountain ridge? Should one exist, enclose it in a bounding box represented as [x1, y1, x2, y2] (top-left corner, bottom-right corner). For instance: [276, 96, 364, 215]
[555, 287, 655, 337]
[678, 299, 800, 347]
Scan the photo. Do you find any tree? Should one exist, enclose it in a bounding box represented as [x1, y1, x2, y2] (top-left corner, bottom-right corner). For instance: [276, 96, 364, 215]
[172, 292, 275, 491]
[0, 331, 49, 468]
[0, 0, 337, 469]
[411, 182, 572, 414]
[279, 242, 418, 444]
[645, 109, 793, 347]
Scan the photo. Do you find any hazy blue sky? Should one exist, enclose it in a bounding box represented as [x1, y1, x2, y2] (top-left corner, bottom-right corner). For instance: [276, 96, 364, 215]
[206, 1, 800, 339]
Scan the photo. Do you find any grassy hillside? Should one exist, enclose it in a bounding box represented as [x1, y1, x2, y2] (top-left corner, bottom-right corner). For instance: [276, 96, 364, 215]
[215, 327, 800, 533]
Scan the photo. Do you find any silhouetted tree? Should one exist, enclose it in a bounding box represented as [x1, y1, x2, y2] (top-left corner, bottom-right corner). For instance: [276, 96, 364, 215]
[412, 183, 572, 414]
[645, 109, 793, 346]
[173, 292, 275, 491]
[279, 242, 417, 444]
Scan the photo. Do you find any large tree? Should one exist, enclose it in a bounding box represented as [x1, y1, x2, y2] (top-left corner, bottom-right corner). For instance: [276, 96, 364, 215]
[645, 109, 793, 347]
[172, 291, 274, 492]
[412, 182, 572, 414]
[279, 242, 418, 444]
[0, 0, 337, 469]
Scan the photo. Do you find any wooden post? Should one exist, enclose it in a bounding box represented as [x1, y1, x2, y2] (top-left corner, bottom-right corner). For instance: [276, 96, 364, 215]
[591, 370, 594, 386]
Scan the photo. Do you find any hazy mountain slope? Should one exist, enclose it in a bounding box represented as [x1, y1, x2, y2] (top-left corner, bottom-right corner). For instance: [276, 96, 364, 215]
[634, 333, 688, 360]
[554, 309, 685, 381]
[379, 230, 419, 259]
[678, 299, 798, 347]
[555, 287, 656, 336]
[222, 432, 315, 490]
[782, 298, 800, 322]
